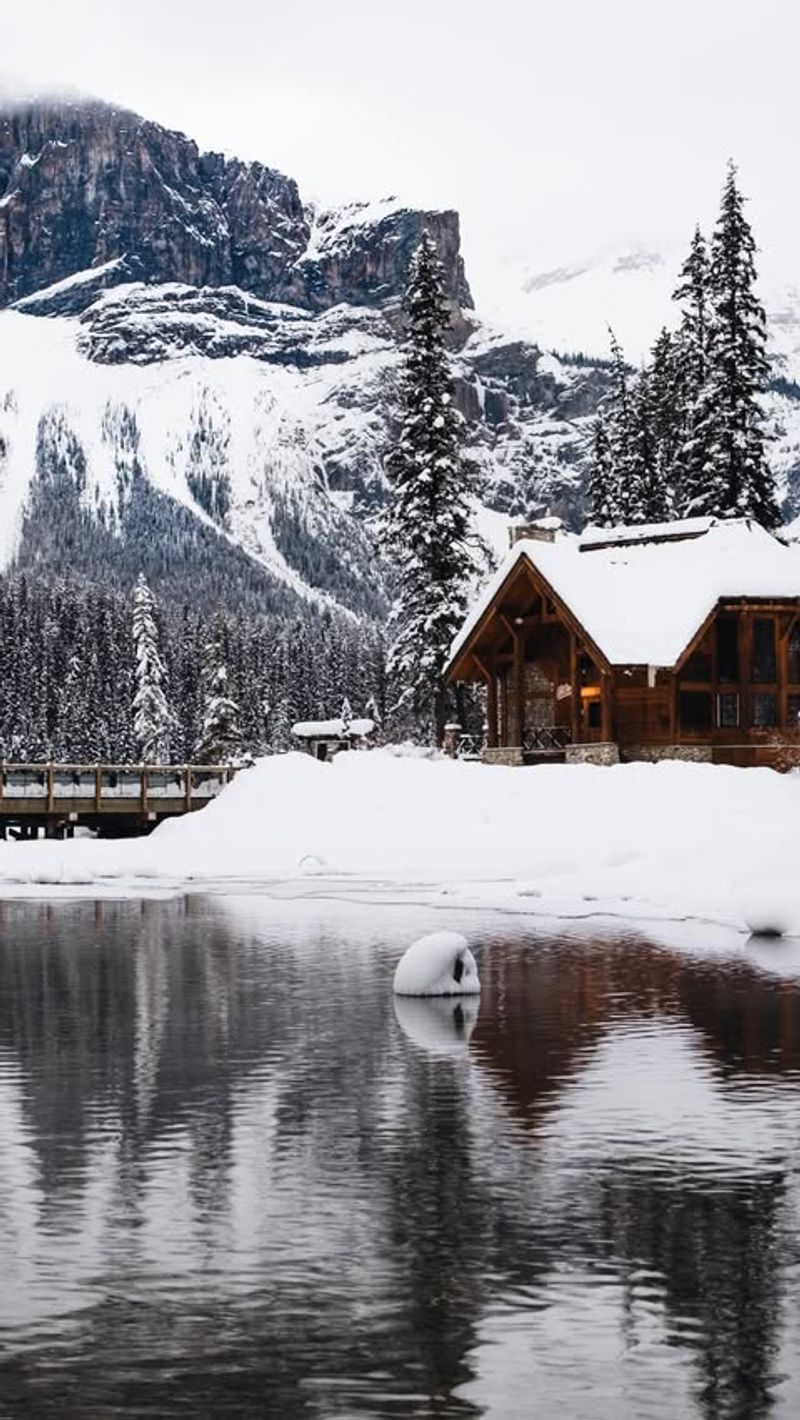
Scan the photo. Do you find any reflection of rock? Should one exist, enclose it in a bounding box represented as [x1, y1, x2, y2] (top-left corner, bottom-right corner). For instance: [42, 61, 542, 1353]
[393, 931, 481, 997]
[393, 994, 479, 1057]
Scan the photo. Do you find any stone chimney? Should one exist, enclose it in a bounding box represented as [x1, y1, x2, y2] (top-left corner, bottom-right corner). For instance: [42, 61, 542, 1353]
[508, 513, 563, 548]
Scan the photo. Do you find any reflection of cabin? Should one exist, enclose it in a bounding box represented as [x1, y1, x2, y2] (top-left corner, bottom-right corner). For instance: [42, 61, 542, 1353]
[446, 517, 800, 768]
[291, 717, 375, 762]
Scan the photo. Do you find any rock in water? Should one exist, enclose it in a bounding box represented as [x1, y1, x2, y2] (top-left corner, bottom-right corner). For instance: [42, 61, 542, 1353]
[392, 931, 480, 997]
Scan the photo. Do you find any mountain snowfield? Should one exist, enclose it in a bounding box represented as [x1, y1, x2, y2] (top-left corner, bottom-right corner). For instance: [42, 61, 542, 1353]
[0, 292, 396, 607]
[1, 97, 799, 614]
[481, 235, 800, 377]
[0, 270, 599, 609]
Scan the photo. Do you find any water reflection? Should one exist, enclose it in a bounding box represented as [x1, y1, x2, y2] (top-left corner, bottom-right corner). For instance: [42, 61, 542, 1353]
[0, 898, 798, 1417]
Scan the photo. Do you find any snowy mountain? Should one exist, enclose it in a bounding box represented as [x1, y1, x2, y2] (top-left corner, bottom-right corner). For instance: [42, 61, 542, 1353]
[1, 97, 798, 618]
[0, 97, 610, 613]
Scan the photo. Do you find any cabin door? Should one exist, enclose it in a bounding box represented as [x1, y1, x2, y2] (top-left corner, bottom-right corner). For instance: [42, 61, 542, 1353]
[580, 687, 603, 742]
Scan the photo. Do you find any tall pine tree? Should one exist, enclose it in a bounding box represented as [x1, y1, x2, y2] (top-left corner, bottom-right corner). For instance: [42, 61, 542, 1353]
[587, 416, 617, 526]
[701, 164, 778, 526]
[194, 620, 244, 764]
[384, 232, 475, 743]
[132, 573, 174, 762]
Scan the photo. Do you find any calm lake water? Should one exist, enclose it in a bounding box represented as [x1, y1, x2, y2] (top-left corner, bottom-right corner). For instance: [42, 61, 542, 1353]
[1, 895, 800, 1419]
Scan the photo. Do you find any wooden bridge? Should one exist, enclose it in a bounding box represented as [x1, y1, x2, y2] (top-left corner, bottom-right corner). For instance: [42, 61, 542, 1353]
[0, 764, 238, 839]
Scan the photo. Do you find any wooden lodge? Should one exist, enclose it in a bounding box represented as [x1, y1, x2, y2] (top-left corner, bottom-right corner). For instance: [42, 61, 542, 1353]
[446, 516, 800, 769]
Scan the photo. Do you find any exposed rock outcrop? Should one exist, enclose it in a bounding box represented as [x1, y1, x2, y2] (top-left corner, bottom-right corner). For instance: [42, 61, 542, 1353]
[0, 100, 471, 319]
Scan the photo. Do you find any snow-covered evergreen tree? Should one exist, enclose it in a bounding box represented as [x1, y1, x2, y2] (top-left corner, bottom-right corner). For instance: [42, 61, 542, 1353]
[587, 417, 617, 526]
[624, 368, 664, 523]
[132, 573, 174, 762]
[383, 231, 475, 743]
[647, 328, 681, 516]
[701, 164, 778, 526]
[340, 695, 353, 736]
[194, 621, 243, 764]
[671, 226, 716, 515]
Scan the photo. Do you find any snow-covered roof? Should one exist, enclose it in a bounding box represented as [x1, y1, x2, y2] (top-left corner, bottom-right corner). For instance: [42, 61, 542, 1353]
[291, 717, 375, 739]
[449, 518, 800, 670]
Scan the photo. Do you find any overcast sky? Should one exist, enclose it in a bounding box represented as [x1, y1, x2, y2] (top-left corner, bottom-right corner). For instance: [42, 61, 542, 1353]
[1, 0, 797, 318]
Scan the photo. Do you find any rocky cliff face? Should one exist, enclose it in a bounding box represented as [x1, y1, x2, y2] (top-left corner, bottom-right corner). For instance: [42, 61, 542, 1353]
[0, 96, 614, 615]
[0, 100, 470, 316]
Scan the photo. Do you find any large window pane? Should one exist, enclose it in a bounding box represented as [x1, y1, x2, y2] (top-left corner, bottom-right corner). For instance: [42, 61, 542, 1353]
[717, 692, 740, 728]
[788, 694, 800, 728]
[752, 692, 778, 728]
[752, 619, 777, 682]
[679, 691, 712, 733]
[789, 625, 800, 684]
[716, 618, 739, 682]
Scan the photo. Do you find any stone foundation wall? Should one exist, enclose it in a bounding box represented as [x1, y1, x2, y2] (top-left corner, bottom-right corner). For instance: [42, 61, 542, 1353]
[565, 742, 620, 767]
[620, 744, 713, 764]
[482, 746, 525, 766]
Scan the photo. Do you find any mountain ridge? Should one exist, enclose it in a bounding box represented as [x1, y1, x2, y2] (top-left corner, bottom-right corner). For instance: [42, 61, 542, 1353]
[0, 96, 797, 620]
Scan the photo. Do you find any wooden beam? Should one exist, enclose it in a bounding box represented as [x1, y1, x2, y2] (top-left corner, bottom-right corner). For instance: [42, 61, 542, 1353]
[601, 671, 612, 742]
[570, 633, 580, 744]
[514, 627, 525, 747]
[780, 617, 789, 730]
[739, 611, 752, 729]
[487, 666, 498, 748]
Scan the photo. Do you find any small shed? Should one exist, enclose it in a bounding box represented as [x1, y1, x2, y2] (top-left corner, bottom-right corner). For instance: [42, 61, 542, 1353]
[291, 716, 376, 761]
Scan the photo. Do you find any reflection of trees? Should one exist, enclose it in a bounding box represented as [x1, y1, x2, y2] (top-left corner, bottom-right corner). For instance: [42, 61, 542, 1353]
[0, 898, 486, 1417]
[1, 904, 799, 1418]
[381, 1053, 484, 1409]
[595, 1170, 783, 1420]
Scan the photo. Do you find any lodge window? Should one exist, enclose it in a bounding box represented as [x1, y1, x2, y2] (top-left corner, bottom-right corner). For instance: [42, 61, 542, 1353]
[679, 690, 712, 733]
[752, 692, 778, 728]
[752, 618, 777, 683]
[788, 694, 800, 728]
[716, 617, 739, 682]
[789, 625, 800, 684]
[717, 692, 740, 729]
[587, 701, 602, 729]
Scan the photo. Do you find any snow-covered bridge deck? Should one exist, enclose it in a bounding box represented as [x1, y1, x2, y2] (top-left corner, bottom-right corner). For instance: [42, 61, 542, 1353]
[0, 764, 237, 838]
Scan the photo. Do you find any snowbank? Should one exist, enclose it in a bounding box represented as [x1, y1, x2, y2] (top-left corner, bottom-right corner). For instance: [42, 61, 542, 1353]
[0, 752, 799, 932]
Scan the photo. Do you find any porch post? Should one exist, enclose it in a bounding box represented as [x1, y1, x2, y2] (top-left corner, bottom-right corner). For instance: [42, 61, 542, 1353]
[486, 663, 498, 749]
[779, 618, 789, 730]
[570, 633, 580, 743]
[601, 671, 612, 743]
[514, 628, 525, 746]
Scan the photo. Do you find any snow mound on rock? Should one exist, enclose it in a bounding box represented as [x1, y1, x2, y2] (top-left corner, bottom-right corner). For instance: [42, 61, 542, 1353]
[742, 891, 800, 939]
[392, 931, 481, 997]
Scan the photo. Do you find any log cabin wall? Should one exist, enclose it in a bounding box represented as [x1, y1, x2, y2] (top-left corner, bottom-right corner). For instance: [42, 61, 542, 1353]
[447, 541, 800, 768]
[609, 604, 800, 764]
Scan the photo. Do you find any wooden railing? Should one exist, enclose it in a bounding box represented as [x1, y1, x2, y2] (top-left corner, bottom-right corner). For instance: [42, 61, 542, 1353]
[522, 727, 571, 753]
[0, 764, 237, 817]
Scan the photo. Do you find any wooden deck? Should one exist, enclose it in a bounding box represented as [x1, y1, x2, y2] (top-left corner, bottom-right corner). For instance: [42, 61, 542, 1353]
[0, 764, 237, 838]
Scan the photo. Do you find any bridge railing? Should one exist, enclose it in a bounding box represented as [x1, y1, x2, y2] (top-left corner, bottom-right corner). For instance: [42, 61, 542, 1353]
[0, 764, 237, 814]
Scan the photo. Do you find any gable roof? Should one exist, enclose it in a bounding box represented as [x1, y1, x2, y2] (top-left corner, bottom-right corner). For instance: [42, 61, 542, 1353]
[449, 518, 800, 672]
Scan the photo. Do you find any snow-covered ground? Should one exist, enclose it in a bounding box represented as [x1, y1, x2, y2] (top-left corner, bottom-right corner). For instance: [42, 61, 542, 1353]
[0, 752, 797, 936]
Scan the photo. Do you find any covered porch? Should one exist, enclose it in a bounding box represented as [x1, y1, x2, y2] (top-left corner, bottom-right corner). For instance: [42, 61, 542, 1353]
[448, 553, 615, 765]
